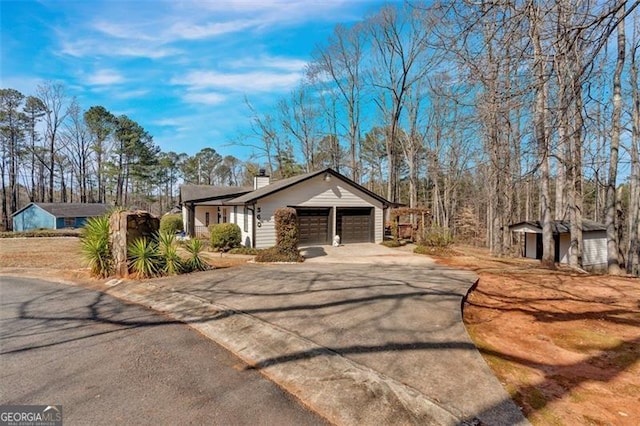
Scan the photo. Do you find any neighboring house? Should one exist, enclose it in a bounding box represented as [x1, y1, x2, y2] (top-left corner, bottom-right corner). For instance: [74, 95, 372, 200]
[180, 168, 393, 248]
[12, 202, 110, 231]
[509, 220, 607, 269]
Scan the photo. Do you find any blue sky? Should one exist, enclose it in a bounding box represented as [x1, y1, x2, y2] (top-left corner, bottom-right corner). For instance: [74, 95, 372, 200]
[1, 0, 385, 159]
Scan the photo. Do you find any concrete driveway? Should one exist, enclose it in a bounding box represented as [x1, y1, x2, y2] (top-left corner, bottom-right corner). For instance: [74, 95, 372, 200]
[103, 244, 527, 425]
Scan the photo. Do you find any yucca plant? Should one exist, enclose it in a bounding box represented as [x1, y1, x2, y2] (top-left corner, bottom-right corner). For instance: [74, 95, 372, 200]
[80, 215, 112, 278]
[156, 230, 176, 252]
[128, 237, 161, 278]
[183, 238, 209, 272]
[162, 244, 185, 275]
[155, 230, 183, 275]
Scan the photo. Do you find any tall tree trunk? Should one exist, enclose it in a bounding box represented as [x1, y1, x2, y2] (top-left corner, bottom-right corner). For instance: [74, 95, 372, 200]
[530, 2, 555, 268]
[568, 87, 584, 268]
[628, 30, 640, 276]
[606, 5, 625, 275]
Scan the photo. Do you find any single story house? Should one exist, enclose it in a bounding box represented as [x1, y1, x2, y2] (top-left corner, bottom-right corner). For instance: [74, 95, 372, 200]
[509, 220, 607, 269]
[12, 202, 110, 231]
[180, 168, 393, 248]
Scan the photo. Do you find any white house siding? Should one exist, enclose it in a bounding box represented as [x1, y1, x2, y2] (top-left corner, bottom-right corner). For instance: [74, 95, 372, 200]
[236, 206, 254, 247]
[253, 174, 384, 249]
[525, 233, 537, 259]
[583, 231, 607, 266]
[558, 233, 570, 263]
[182, 206, 188, 234]
[192, 206, 229, 237]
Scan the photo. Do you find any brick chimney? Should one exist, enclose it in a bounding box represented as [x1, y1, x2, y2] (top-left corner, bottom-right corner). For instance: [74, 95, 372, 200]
[254, 169, 270, 190]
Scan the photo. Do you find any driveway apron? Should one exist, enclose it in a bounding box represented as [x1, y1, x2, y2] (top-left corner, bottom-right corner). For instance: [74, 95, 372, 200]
[106, 245, 528, 425]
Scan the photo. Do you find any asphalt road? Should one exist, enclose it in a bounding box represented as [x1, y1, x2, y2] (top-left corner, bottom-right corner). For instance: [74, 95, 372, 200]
[0, 276, 326, 425]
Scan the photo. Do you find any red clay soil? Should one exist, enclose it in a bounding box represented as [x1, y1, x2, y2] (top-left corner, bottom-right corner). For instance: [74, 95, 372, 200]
[433, 246, 640, 426]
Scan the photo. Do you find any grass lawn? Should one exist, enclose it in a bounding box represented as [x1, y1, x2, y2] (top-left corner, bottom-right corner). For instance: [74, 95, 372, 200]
[433, 245, 640, 426]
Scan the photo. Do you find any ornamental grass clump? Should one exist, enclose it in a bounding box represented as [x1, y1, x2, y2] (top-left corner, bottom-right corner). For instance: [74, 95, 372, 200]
[80, 215, 113, 278]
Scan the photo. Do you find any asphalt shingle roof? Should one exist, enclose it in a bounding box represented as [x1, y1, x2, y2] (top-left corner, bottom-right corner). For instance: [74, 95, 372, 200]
[229, 168, 391, 205]
[179, 185, 252, 203]
[16, 203, 110, 218]
[509, 219, 606, 233]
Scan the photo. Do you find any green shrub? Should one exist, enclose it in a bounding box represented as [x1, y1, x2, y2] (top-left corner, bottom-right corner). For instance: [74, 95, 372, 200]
[274, 207, 299, 254]
[1, 229, 82, 238]
[159, 214, 183, 234]
[255, 208, 303, 263]
[209, 223, 241, 252]
[80, 215, 112, 278]
[380, 239, 402, 248]
[183, 238, 210, 271]
[422, 226, 453, 248]
[228, 247, 260, 255]
[128, 238, 161, 278]
[254, 246, 303, 263]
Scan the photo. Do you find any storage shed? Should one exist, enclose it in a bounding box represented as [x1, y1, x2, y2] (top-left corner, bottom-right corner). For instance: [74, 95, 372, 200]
[509, 220, 607, 269]
[12, 202, 109, 231]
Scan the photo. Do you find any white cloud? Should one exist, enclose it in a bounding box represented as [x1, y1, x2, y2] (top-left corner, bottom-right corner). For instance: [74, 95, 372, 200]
[173, 70, 303, 93]
[86, 69, 125, 85]
[92, 20, 159, 41]
[225, 55, 307, 72]
[168, 19, 260, 40]
[60, 39, 179, 59]
[111, 89, 150, 99]
[182, 91, 227, 105]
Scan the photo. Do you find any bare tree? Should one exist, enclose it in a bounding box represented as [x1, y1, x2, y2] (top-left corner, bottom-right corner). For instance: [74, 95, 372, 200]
[23, 96, 46, 202]
[309, 23, 366, 181]
[606, 3, 626, 275]
[37, 82, 69, 202]
[528, 0, 556, 267]
[280, 86, 320, 173]
[63, 99, 92, 202]
[627, 16, 640, 275]
[368, 3, 435, 203]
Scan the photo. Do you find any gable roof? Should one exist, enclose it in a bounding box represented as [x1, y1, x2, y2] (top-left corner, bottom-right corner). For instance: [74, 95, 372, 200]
[228, 168, 391, 206]
[12, 202, 109, 218]
[180, 185, 252, 203]
[509, 219, 606, 234]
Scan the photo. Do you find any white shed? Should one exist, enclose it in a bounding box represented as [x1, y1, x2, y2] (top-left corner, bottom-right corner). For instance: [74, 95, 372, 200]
[509, 220, 607, 269]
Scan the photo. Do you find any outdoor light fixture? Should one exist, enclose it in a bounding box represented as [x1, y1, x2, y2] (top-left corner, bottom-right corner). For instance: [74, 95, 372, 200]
[324, 172, 331, 182]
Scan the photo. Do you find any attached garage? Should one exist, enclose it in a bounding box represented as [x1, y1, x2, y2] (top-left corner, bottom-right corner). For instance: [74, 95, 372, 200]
[297, 208, 330, 245]
[337, 208, 373, 243]
[215, 168, 392, 248]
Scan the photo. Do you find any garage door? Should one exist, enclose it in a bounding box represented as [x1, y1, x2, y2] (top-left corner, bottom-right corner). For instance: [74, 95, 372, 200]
[297, 209, 329, 245]
[339, 208, 372, 243]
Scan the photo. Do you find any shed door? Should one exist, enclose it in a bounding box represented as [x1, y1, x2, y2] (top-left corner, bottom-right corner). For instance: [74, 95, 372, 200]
[297, 209, 329, 245]
[338, 208, 373, 243]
